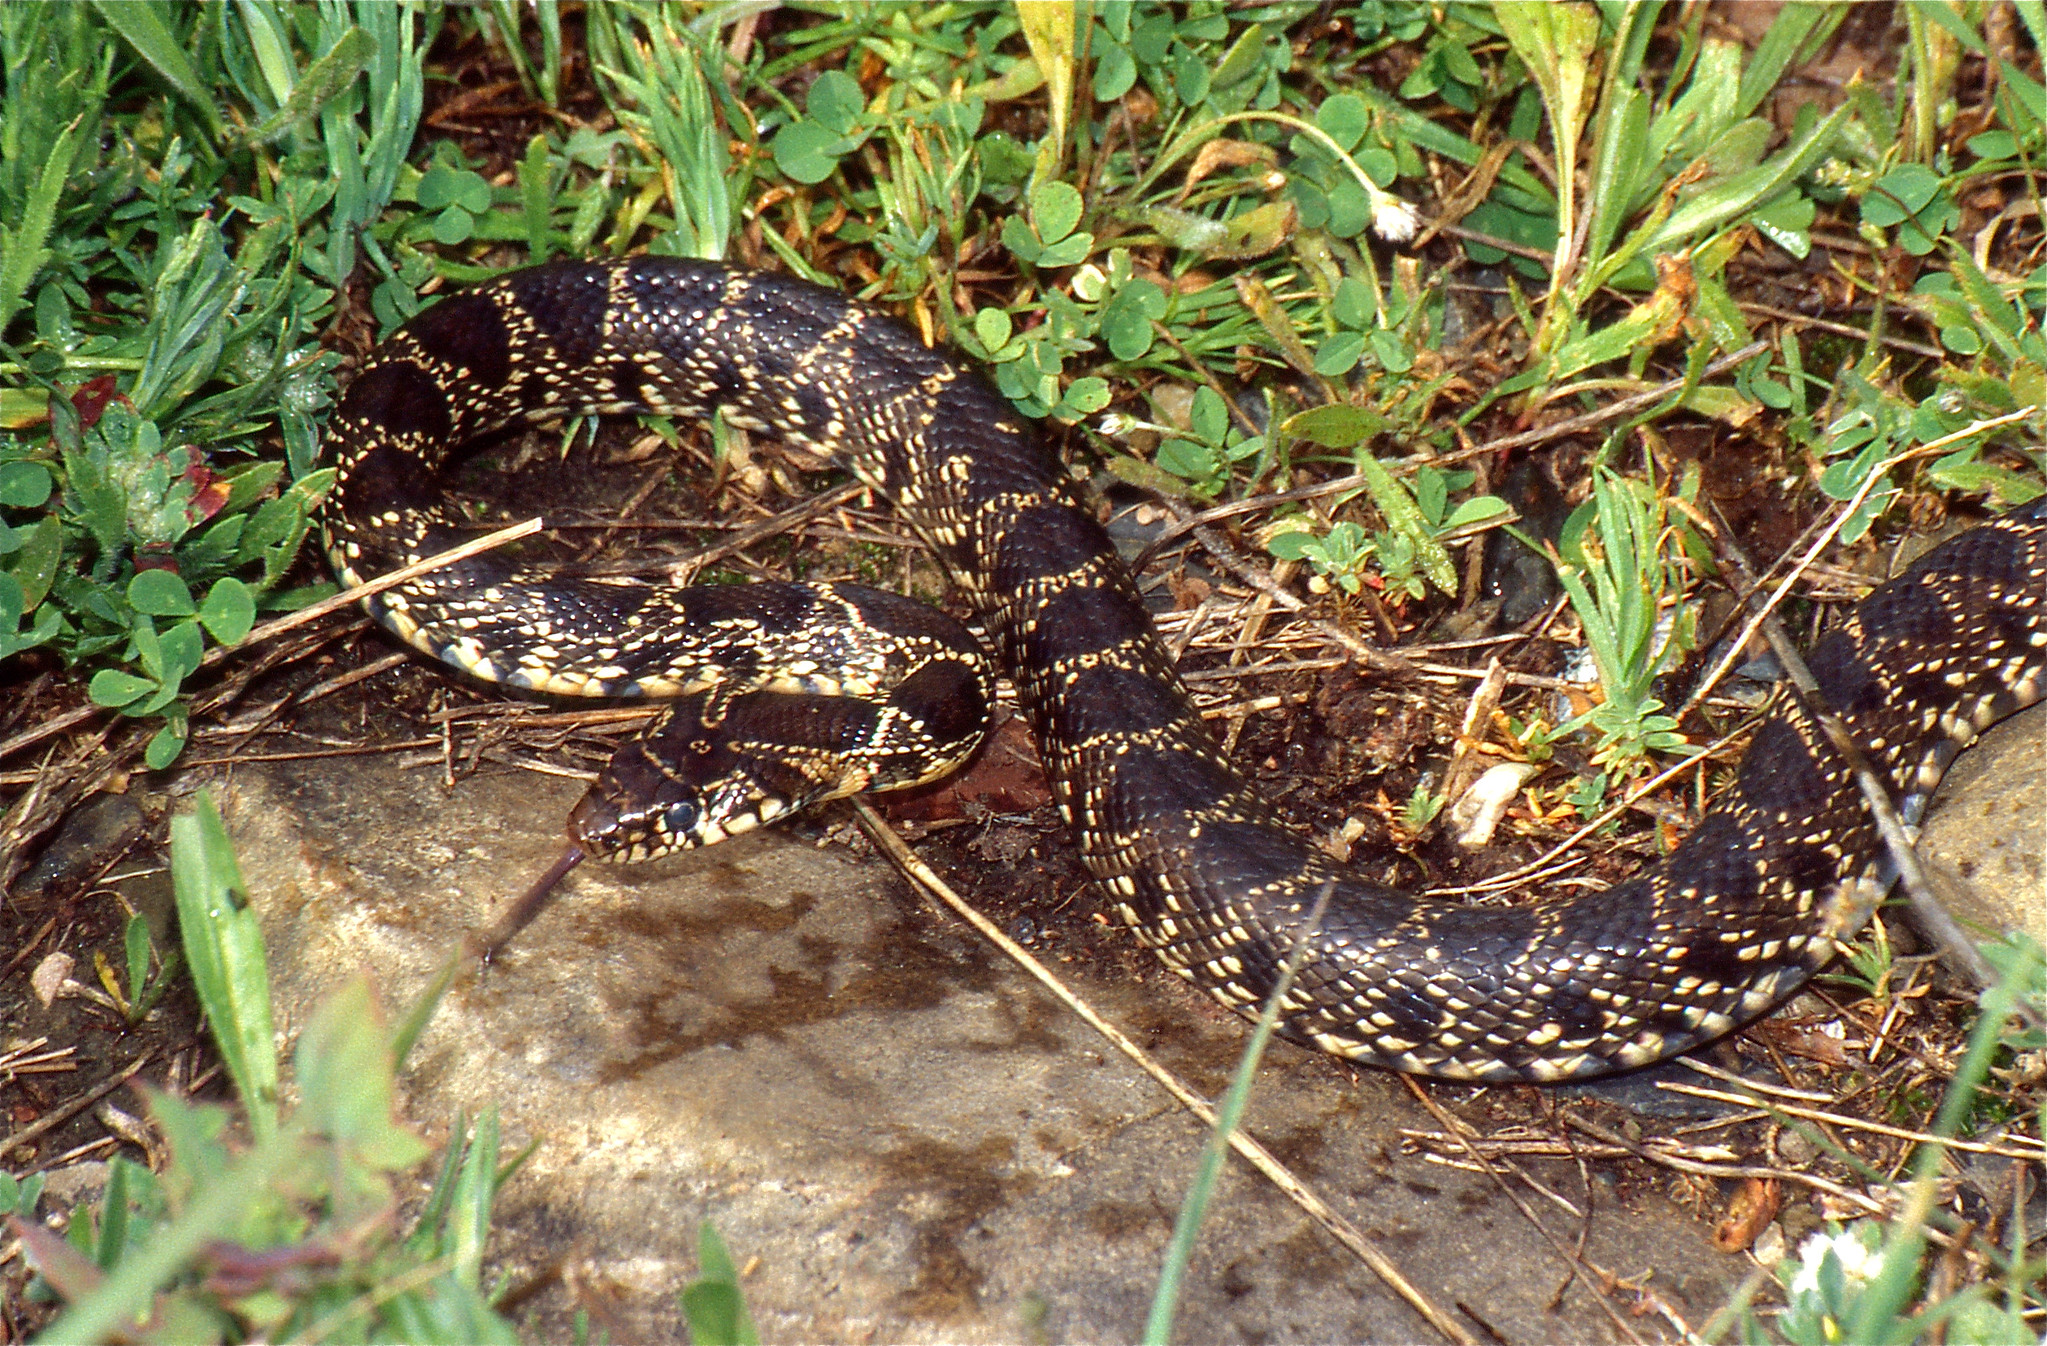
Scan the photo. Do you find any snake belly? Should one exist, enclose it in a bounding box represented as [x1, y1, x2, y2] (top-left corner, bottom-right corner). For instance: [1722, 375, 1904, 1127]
[324, 257, 2047, 1083]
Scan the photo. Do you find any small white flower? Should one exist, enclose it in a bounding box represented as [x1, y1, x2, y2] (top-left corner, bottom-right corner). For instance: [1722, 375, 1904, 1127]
[1367, 185, 1420, 244]
[1071, 264, 1109, 302]
[1097, 411, 1174, 440]
[1788, 1226, 1884, 1298]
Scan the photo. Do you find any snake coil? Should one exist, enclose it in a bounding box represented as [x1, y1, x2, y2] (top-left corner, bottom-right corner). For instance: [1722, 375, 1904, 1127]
[326, 258, 2047, 1082]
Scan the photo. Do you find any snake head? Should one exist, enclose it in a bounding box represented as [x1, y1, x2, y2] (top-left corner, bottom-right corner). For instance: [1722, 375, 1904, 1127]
[568, 701, 819, 863]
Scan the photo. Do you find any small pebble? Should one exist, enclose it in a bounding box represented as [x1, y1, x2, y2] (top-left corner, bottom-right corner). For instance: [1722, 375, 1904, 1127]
[1777, 1128, 1818, 1165]
[31, 952, 74, 1008]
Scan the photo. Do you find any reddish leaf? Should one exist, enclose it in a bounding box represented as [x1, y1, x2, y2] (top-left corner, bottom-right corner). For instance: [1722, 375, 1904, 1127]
[70, 375, 123, 429]
[8, 1213, 104, 1302]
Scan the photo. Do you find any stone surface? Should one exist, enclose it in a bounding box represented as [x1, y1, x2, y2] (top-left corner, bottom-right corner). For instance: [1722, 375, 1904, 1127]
[218, 752, 1741, 1343]
[1916, 703, 2046, 948]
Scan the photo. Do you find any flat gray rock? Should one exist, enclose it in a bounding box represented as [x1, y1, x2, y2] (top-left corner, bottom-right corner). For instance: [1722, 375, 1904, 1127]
[220, 750, 1741, 1343]
[1917, 704, 2045, 948]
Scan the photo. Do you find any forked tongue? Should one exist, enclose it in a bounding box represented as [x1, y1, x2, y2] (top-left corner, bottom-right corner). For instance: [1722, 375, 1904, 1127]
[469, 845, 585, 962]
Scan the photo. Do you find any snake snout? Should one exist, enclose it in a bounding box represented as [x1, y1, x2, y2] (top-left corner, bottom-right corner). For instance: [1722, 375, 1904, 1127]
[565, 787, 624, 854]
[568, 729, 725, 862]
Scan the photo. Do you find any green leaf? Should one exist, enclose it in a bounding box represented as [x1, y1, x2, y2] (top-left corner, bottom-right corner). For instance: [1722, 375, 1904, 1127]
[0, 117, 86, 342]
[1029, 180, 1085, 244]
[977, 130, 1035, 185]
[1282, 403, 1394, 449]
[806, 69, 865, 135]
[171, 793, 280, 1141]
[133, 679, 184, 718]
[1929, 454, 2043, 501]
[1313, 332, 1366, 376]
[1331, 277, 1376, 329]
[128, 569, 196, 617]
[1093, 42, 1136, 101]
[145, 720, 187, 770]
[1369, 328, 1415, 374]
[1735, 4, 1843, 120]
[1211, 23, 1270, 89]
[125, 914, 153, 1004]
[1359, 456, 1456, 595]
[243, 24, 374, 144]
[973, 307, 1012, 354]
[1171, 49, 1210, 106]
[158, 619, 204, 684]
[1324, 178, 1372, 238]
[1864, 163, 1942, 221]
[1315, 93, 1369, 151]
[1637, 102, 1850, 257]
[519, 133, 556, 261]
[1190, 386, 1228, 443]
[36, 1109, 302, 1346]
[129, 613, 167, 683]
[1749, 191, 1816, 259]
[1034, 231, 1094, 267]
[1264, 521, 1315, 561]
[1940, 324, 1983, 355]
[446, 1110, 501, 1287]
[1495, 0, 1598, 241]
[0, 461, 52, 508]
[418, 165, 494, 214]
[89, 669, 157, 709]
[1445, 496, 1512, 531]
[680, 1223, 760, 1346]
[0, 574, 60, 660]
[1100, 280, 1166, 361]
[1057, 376, 1112, 418]
[1862, 164, 1958, 254]
[294, 975, 431, 1170]
[1205, 200, 1296, 260]
[1967, 130, 2018, 160]
[198, 577, 257, 644]
[431, 205, 476, 245]
[6, 514, 61, 609]
[1000, 214, 1043, 264]
[772, 120, 848, 185]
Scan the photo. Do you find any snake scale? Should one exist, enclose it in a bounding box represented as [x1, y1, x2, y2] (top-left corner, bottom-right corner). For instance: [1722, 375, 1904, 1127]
[325, 257, 2047, 1082]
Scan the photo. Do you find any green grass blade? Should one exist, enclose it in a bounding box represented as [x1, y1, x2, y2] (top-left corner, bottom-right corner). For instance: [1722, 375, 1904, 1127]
[170, 791, 280, 1141]
[2014, 0, 2047, 57]
[448, 1108, 501, 1289]
[1838, 940, 2042, 1342]
[230, 0, 299, 108]
[1144, 883, 1334, 1345]
[1733, 3, 1843, 122]
[85, 0, 222, 135]
[1581, 83, 1648, 289]
[1639, 101, 1849, 256]
[392, 947, 462, 1069]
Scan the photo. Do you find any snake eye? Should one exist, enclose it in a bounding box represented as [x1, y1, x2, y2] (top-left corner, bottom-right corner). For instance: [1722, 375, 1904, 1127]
[661, 799, 701, 842]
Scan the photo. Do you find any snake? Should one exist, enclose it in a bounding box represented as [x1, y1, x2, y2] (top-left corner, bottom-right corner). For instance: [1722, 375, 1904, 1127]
[323, 257, 2047, 1082]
